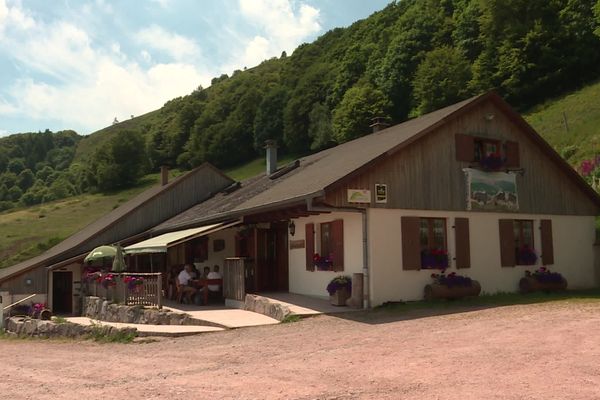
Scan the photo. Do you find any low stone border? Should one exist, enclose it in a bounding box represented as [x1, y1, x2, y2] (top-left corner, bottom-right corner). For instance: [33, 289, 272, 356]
[6, 316, 137, 338]
[244, 294, 292, 321]
[83, 296, 222, 327]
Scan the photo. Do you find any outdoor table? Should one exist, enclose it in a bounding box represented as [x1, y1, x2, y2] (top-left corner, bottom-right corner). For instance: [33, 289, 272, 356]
[190, 278, 223, 305]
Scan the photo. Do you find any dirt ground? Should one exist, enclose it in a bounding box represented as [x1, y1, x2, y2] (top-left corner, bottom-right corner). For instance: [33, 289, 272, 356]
[2, 300, 600, 400]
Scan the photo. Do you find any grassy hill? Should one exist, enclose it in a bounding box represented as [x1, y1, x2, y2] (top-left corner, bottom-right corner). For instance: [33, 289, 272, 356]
[524, 80, 600, 168]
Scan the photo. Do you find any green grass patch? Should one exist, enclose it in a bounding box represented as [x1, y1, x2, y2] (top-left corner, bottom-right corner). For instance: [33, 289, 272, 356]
[281, 314, 302, 323]
[525, 79, 600, 166]
[376, 288, 600, 313]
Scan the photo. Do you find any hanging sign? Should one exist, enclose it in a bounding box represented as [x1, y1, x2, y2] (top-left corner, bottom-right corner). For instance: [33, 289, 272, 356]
[347, 189, 371, 203]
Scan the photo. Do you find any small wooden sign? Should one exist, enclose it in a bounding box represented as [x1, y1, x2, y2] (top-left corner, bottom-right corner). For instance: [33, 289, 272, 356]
[289, 239, 305, 249]
[375, 183, 387, 203]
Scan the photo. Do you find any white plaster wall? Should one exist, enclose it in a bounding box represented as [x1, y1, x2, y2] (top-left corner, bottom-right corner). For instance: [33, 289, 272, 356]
[368, 208, 596, 306]
[194, 228, 237, 271]
[289, 212, 364, 298]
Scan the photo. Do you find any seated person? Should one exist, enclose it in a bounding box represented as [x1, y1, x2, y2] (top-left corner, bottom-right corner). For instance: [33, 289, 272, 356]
[177, 264, 198, 303]
[207, 264, 222, 293]
[202, 266, 211, 279]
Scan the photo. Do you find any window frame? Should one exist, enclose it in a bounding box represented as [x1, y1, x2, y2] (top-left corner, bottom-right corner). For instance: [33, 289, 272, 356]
[474, 138, 501, 162]
[514, 219, 535, 265]
[419, 217, 448, 269]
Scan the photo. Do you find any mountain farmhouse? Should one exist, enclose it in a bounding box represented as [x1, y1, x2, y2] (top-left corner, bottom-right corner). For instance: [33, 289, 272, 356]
[1, 91, 598, 312]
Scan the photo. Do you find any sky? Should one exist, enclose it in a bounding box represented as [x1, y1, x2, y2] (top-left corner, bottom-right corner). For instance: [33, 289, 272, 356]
[0, 0, 390, 137]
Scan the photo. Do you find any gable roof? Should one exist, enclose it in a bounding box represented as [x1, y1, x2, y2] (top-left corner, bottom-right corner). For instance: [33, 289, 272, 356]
[0, 163, 233, 281]
[155, 91, 600, 233]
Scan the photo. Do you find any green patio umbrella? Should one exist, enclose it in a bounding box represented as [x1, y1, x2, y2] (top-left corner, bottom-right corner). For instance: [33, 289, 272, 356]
[84, 245, 118, 263]
[111, 245, 127, 272]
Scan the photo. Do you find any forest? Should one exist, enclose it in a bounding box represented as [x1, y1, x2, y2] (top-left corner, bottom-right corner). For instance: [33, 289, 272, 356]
[2, 0, 600, 211]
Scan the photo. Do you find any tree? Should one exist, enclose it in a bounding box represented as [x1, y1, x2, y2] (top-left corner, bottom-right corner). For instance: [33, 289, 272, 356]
[7, 158, 25, 174]
[332, 82, 391, 143]
[17, 169, 35, 191]
[307, 103, 334, 150]
[6, 186, 22, 202]
[91, 130, 147, 191]
[412, 46, 472, 115]
[253, 86, 288, 151]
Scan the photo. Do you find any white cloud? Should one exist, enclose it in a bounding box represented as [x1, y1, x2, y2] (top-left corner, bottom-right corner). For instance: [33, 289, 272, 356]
[0, 129, 8, 137]
[224, 0, 320, 71]
[149, 0, 171, 9]
[135, 25, 202, 62]
[0, 3, 213, 134]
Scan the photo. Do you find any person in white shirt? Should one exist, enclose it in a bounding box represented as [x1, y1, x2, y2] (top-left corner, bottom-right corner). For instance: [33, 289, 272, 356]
[177, 264, 197, 303]
[207, 264, 222, 292]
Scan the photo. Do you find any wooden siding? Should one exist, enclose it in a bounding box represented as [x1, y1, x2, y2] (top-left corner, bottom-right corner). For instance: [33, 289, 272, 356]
[324, 99, 598, 216]
[0, 265, 47, 294]
[61, 167, 231, 260]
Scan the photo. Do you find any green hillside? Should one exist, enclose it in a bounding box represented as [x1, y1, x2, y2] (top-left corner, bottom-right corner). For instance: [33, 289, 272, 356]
[525, 79, 600, 168]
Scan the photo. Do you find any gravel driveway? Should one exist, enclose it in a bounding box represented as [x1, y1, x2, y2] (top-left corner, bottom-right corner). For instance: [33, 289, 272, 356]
[2, 300, 600, 399]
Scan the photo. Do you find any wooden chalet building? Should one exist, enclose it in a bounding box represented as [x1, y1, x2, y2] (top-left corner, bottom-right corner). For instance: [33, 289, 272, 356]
[0, 164, 233, 314]
[122, 91, 600, 307]
[2, 91, 599, 312]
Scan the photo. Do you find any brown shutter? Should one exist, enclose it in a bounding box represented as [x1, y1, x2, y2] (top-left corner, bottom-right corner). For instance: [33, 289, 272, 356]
[455, 134, 475, 162]
[331, 219, 344, 272]
[305, 223, 315, 271]
[401, 216, 421, 270]
[505, 141, 520, 167]
[540, 219, 554, 265]
[454, 218, 471, 268]
[499, 219, 516, 267]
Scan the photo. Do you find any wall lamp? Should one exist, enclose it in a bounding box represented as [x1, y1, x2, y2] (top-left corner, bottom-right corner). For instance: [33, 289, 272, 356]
[288, 221, 296, 236]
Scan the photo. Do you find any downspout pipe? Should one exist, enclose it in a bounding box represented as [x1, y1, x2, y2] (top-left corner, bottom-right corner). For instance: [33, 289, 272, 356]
[306, 198, 370, 309]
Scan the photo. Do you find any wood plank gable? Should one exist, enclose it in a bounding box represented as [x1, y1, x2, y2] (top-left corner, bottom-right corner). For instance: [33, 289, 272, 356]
[323, 97, 599, 216]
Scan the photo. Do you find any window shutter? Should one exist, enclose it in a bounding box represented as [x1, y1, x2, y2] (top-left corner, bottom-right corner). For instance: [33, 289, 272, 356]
[499, 219, 516, 267]
[331, 219, 344, 272]
[540, 219, 554, 265]
[455, 134, 475, 162]
[505, 141, 520, 167]
[454, 218, 471, 268]
[305, 223, 315, 271]
[401, 216, 421, 270]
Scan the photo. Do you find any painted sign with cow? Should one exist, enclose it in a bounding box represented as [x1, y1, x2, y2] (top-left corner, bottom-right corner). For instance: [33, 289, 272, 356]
[465, 168, 519, 211]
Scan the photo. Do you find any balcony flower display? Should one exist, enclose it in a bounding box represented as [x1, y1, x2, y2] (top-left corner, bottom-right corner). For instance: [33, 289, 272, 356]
[101, 273, 117, 289]
[123, 276, 144, 291]
[420, 248, 449, 269]
[480, 153, 505, 170]
[517, 245, 537, 265]
[313, 253, 333, 271]
[520, 267, 567, 293]
[424, 270, 481, 300]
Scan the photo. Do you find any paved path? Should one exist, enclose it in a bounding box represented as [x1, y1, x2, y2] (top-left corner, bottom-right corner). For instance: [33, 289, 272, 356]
[66, 317, 225, 336]
[164, 307, 280, 328]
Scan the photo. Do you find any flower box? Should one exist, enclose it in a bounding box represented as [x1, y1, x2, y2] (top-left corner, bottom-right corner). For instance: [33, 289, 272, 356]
[420, 249, 449, 269]
[519, 267, 567, 293]
[479, 154, 505, 171]
[424, 281, 481, 300]
[329, 287, 350, 306]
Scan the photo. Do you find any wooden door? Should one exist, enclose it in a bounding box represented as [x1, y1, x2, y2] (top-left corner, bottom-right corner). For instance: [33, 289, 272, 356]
[52, 271, 73, 314]
[274, 222, 289, 291]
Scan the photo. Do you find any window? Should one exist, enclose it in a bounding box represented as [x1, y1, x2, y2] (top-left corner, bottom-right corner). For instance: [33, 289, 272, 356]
[306, 220, 344, 272]
[419, 218, 448, 269]
[514, 219, 536, 265]
[474, 139, 500, 161]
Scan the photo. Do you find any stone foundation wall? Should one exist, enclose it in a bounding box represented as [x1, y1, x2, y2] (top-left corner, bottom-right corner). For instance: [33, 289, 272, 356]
[82, 296, 220, 327]
[6, 316, 136, 338]
[244, 294, 292, 321]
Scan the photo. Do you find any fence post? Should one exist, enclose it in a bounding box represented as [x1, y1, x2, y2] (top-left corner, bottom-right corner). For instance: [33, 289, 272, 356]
[157, 274, 162, 309]
[0, 293, 4, 330]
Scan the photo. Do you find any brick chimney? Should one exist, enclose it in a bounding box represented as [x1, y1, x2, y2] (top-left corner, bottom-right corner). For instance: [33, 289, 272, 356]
[370, 116, 390, 133]
[264, 140, 278, 176]
[160, 166, 169, 186]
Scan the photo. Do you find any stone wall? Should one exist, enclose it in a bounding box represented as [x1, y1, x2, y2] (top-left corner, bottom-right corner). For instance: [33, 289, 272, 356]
[244, 294, 292, 321]
[83, 296, 221, 327]
[6, 316, 136, 338]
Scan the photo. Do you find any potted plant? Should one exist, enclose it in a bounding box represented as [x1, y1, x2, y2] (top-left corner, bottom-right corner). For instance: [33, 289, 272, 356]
[124, 276, 144, 293]
[517, 245, 537, 265]
[424, 271, 481, 300]
[326, 275, 352, 306]
[519, 267, 567, 293]
[421, 248, 449, 269]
